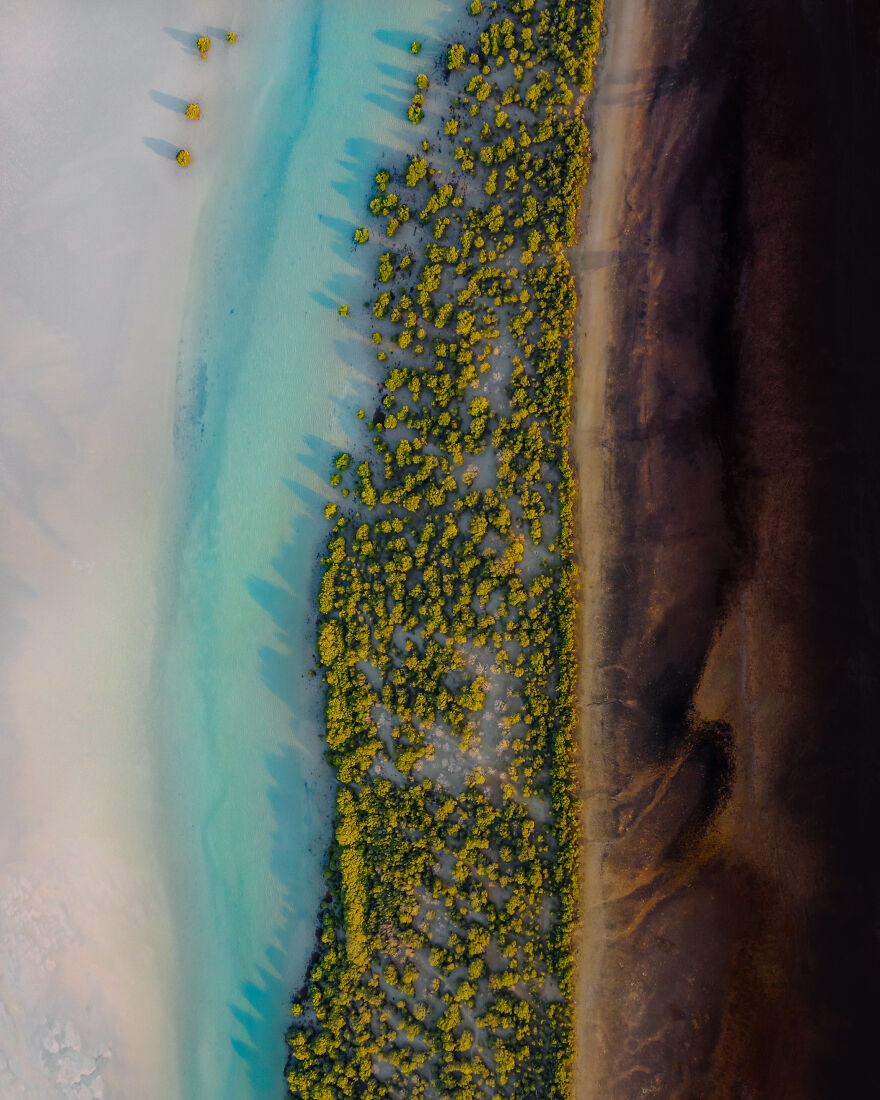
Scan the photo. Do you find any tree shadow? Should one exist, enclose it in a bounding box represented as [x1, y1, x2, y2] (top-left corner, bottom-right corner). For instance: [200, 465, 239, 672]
[163, 27, 202, 56]
[225, 747, 330, 1095]
[365, 90, 411, 119]
[335, 136, 393, 211]
[150, 90, 189, 113]
[375, 28, 420, 52]
[224, 4, 464, 1091]
[377, 61, 417, 83]
[318, 212, 357, 258]
[234, 475, 334, 1095]
[374, 0, 460, 58]
[308, 290, 338, 313]
[332, 334, 383, 389]
[294, 434, 337, 483]
[143, 137, 180, 161]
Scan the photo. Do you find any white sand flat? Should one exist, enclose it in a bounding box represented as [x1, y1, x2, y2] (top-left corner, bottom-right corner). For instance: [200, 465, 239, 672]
[0, 3, 248, 1096]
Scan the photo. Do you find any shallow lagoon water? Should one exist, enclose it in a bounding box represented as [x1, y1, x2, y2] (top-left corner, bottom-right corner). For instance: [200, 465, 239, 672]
[158, 2, 459, 1097]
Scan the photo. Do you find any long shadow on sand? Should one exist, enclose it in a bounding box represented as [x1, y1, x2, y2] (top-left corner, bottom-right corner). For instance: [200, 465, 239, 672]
[230, 126, 393, 1100]
[163, 27, 201, 56]
[231, 5, 462, 1091]
[235, 474, 333, 1097]
[143, 136, 180, 160]
[150, 90, 189, 113]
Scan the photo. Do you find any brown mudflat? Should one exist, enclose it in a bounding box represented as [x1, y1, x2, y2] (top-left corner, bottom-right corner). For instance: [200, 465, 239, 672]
[572, 0, 880, 1096]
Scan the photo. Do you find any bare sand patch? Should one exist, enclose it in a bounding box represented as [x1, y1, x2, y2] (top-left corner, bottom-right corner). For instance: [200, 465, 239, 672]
[568, 0, 651, 1094]
[0, 3, 258, 1096]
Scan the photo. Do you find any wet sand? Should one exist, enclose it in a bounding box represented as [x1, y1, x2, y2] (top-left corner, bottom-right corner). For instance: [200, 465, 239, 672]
[573, 0, 880, 1095]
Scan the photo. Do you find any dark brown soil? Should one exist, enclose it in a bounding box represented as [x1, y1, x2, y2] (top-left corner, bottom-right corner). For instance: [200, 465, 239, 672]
[581, 0, 880, 1096]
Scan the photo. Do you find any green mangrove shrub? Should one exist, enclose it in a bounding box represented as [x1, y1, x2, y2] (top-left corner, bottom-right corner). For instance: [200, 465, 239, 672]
[287, 2, 606, 1098]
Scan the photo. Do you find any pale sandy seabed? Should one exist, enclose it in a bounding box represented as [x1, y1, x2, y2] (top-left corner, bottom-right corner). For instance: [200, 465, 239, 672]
[0, 2, 252, 1096]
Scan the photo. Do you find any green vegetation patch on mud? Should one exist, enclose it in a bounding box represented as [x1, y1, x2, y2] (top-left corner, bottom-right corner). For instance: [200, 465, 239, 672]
[286, 2, 602, 1097]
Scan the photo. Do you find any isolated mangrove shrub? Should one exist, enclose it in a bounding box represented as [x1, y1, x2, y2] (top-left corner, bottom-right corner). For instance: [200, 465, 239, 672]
[404, 156, 428, 187]
[410, 40, 422, 54]
[447, 42, 467, 70]
[378, 252, 394, 281]
[354, 227, 370, 243]
[338, 304, 349, 317]
[196, 35, 210, 58]
[184, 102, 201, 120]
[176, 148, 191, 166]
[226, 30, 237, 44]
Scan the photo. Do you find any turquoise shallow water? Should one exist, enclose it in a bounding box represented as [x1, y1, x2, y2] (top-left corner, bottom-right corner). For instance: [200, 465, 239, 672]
[156, 2, 458, 1098]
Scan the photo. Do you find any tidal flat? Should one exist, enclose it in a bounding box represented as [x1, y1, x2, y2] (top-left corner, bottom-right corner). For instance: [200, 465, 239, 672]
[573, 0, 880, 1095]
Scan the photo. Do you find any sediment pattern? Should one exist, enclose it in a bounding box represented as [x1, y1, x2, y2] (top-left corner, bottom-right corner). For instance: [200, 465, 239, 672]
[576, 0, 880, 1096]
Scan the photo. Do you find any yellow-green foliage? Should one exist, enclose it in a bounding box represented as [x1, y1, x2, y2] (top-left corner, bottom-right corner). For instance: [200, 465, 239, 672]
[184, 102, 201, 120]
[336, 788, 369, 970]
[405, 156, 429, 187]
[288, 2, 604, 1098]
[447, 42, 467, 70]
[226, 30, 237, 44]
[176, 148, 191, 166]
[377, 252, 395, 282]
[196, 35, 210, 58]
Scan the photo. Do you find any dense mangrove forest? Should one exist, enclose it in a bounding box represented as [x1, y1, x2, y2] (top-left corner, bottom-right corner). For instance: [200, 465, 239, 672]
[286, 1, 603, 1096]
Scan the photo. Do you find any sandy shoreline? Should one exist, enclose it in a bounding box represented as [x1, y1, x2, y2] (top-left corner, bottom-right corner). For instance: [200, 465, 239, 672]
[569, 0, 650, 1093]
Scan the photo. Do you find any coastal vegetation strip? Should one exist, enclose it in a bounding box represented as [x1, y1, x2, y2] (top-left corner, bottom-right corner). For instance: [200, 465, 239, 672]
[286, 1, 602, 1096]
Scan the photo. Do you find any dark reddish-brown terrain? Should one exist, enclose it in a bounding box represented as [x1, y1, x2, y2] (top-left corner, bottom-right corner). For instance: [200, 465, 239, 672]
[573, 0, 880, 1096]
